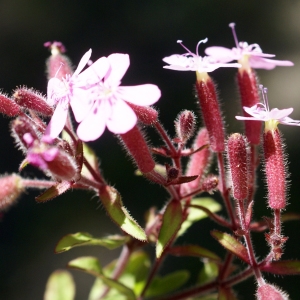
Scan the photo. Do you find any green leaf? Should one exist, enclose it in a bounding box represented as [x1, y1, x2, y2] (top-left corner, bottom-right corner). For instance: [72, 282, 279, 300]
[81, 142, 100, 180]
[44, 270, 75, 300]
[168, 245, 220, 261]
[211, 231, 249, 264]
[260, 260, 300, 275]
[145, 270, 189, 297]
[89, 251, 150, 300]
[99, 185, 146, 241]
[55, 232, 129, 253]
[36, 181, 72, 202]
[177, 198, 222, 237]
[218, 287, 237, 300]
[156, 200, 183, 258]
[198, 260, 219, 285]
[68, 256, 136, 300]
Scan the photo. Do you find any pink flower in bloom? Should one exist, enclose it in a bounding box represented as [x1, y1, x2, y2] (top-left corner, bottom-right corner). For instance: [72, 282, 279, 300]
[163, 38, 241, 73]
[205, 23, 294, 70]
[45, 49, 109, 139]
[236, 86, 300, 127]
[73, 53, 161, 142]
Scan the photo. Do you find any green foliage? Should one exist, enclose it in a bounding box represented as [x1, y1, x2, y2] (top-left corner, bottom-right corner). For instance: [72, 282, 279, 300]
[156, 200, 183, 258]
[44, 270, 75, 300]
[55, 232, 129, 253]
[177, 197, 222, 237]
[198, 260, 219, 285]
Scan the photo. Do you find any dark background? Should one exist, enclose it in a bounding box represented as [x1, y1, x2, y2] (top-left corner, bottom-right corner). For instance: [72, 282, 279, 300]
[1, 1, 300, 299]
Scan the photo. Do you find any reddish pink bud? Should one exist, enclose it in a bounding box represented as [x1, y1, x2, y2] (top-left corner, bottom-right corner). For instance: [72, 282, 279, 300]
[119, 125, 155, 173]
[263, 129, 287, 209]
[195, 75, 225, 152]
[10, 116, 41, 153]
[0, 93, 21, 116]
[0, 174, 24, 210]
[182, 128, 212, 192]
[237, 69, 262, 144]
[126, 102, 158, 125]
[44, 41, 73, 80]
[257, 283, 288, 300]
[227, 133, 249, 201]
[13, 87, 53, 116]
[27, 144, 79, 181]
[201, 175, 219, 194]
[175, 110, 196, 143]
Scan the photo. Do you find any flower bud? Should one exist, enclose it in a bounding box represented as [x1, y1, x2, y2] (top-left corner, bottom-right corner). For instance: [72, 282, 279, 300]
[257, 283, 288, 300]
[227, 133, 249, 201]
[119, 125, 155, 173]
[13, 87, 53, 116]
[126, 102, 158, 125]
[44, 41, 73, 80]
[263, 129, 287, 209]
[27, 143, 79, 181]
[0, 174, 24, 210]
[201, 175, 218, 194]
[0, 92, 21, 117]
[175, 110, 196, 143]
[195, 73, 225, 152]
[237, 68, 261, 145]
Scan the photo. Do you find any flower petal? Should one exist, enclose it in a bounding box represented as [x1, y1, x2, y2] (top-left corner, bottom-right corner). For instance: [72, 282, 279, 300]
[269, 108, 293, 120]
[47, 78, 63, 106]
[44, 102, 69, 139]
[105, 53, 130, 85]
[70, 87, 93, 122]
[106, 100, 137, 134]
[118, 84, 161, 106]
[249, 56, 294, 70]
[205, 46, 235, 62]
[73, 49, 92, 76]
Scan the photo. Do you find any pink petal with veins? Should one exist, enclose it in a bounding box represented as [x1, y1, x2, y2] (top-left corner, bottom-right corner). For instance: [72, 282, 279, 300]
[105, 53, 130, 85]
[73, 49, 92, 76]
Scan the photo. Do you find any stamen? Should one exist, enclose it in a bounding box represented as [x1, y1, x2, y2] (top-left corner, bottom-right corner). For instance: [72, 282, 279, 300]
[54, 62, 64, 78]
[229, 22, 239, 49]
[177, 40, 193, 55]
[259, 84, 270, 112]
[196, 38, 208, 56]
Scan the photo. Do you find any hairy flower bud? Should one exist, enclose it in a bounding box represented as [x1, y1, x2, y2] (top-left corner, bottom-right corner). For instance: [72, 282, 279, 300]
[237, 69, 262, 145]
[195, 73, 225, 152]
[227, 133, 249, 201]
[0, 174, 24, 210]
[257, 283, 288, 300]
[13, 87, 53, 116]
[44, 41, 73, 80]
[119, 125, 155, 173]
[263, 128, 287, 209]
[0, 92, 22, 117]
[126, 102, 158, 125]
[175, 110, 196, 143]
[201, 175, 219, 194]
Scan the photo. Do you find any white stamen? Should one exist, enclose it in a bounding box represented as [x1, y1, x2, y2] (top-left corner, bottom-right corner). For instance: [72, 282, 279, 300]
[259, 84, 270, 112]
[54, 62, 64, 78]
[229, 22, 239, 49]
[196, 38, 208, 56]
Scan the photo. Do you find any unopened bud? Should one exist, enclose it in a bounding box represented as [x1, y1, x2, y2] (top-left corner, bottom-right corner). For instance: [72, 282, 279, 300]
[0, 93, 21, 117]
[195, 73, 225, 152]
[27, 144, 79, 181]
[237, 69, 261, 145]
[167, 166, 179, 181]
[13, 87, 53, 116]
[257, 283, 288, 300]
[44, 41, 73, 80]
[175, 110, 196, 143]
[10, 116, 41, 153]
[263, 129, 287, 209]
[201, 175, 218, 194]
[0, 174, 24, 211]
[119, 125, 155, 173]
[227, 133, 249, 201]
[126, 103, 158, 125]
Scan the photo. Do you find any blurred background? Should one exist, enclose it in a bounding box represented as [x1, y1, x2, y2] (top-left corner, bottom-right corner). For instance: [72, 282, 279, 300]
[1, 0, 300, 299]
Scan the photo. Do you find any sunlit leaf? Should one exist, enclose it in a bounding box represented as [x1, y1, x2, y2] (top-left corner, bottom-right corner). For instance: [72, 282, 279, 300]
[36, 181, 72, 202]
[44, 270, 75, 300]
[211, 231, 249, 264]
[260, 260, 300, 275]
[55, 232, 129, 253]
[177, 198, 222, 237]
[145, 270, 189, 297]
[218, 287, 238, 300]
[156, 200, 183, 257]
[99, 185, 147, 241]
[198, 260, 219, 284]
[168, 245, 221, 261]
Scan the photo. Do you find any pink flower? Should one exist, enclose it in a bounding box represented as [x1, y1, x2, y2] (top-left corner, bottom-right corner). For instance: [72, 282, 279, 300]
[205, 23, 294, 70]
[236, 86, 300, 128]
[73, 53, 161, 142]
[163, 39, 241, 73]
[44, 49, 109, 139]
